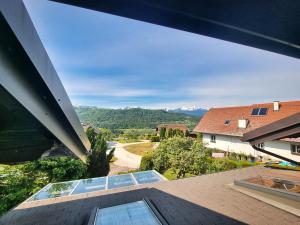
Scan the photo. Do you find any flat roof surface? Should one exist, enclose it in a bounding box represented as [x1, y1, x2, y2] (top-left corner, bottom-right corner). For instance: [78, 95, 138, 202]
[1, 166, 299, 225]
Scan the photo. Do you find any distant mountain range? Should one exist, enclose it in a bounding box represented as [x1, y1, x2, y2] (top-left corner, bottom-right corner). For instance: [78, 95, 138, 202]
[167, 107, 207, 117]
[74, 106, 202, 130]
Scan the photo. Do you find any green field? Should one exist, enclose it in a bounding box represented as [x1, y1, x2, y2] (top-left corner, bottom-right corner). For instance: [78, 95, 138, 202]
[124, 142, 155, 156]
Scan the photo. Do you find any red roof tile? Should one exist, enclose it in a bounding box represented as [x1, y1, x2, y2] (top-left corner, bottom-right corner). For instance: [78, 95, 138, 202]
[194, 101, 300, 137]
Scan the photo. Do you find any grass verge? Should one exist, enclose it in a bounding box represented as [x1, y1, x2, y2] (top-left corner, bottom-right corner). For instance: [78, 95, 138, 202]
[124, 142, 155, 156]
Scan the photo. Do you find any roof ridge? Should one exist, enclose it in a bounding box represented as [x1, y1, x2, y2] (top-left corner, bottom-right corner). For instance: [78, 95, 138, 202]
[210, 100, 300, 110]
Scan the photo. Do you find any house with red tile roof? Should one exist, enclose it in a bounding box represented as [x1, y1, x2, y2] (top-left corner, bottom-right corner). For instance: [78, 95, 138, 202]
[194, 101, 300, 162]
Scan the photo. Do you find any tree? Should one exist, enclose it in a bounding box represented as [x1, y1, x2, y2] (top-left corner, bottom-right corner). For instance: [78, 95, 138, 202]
[167, 128, 174, 138]
[99, 128, 114, 141]
[153, 137, 210, 178]
[174, 128, 184, 137]
[86, 129, 115, 177]
[86, 127, 97, 149]
[196, 133, 203, 143]
[185, 130, 189, 137]
[159, 127, 166, 140]
[123, 129, 140, 140]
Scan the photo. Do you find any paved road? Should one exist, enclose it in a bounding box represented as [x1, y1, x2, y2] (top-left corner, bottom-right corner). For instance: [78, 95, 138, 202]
[108, 142, 143, 169]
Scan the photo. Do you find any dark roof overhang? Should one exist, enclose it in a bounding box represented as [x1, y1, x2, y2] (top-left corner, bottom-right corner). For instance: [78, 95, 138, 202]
[51, 0, 300, 59]
[241, 112, 300, 145]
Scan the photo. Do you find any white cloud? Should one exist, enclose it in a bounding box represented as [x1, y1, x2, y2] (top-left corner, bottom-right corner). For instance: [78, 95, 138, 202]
[62, 75, 161, 97]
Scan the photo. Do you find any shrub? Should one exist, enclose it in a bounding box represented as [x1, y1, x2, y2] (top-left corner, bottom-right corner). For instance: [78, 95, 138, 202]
[240, 153, 248, 161]
[139, 152, 154, 171]
[150, 135, 160, 142]
[29, 157, 87, 182]
[228, 152, 238, 160]
[265, 164, 300, 171]
[118, 169, 139, 175]
[207, 158, 237, 173]
[0, 157, 87, 216]
[240, 161, 253, 167]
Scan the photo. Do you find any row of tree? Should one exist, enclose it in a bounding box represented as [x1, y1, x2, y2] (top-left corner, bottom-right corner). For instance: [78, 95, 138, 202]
[159, 127, 189, 139]
[75, 107, 199, 130]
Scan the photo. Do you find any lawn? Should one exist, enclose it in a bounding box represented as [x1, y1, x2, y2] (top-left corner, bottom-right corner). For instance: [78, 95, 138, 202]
[124, 142, 155, 156]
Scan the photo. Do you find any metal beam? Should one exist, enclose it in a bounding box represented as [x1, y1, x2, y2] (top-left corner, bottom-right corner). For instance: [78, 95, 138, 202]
[0, 0, 90, 161]
[252, 145, 299, 166]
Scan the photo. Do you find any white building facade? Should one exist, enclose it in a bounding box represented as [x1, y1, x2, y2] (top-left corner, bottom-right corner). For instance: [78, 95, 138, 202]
[194, 101, 300, 162]
[202, 133, 300, 161]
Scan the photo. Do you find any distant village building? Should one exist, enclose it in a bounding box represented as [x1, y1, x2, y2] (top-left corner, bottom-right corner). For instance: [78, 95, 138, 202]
[194, 101, 300, 162]
[156, 124, 188, 133]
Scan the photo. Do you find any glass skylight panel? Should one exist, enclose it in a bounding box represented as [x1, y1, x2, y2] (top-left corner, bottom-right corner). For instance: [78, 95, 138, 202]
[107, 174, 135, 189]
[26, 170, 165, 201]
[258, 107, 268, 115]
[29, 180, 79, 201]
[94, 200, 162, 225]
[133, 171, 163, 184]
[251, 108, 260, 115]
[71, 177, 106, 195]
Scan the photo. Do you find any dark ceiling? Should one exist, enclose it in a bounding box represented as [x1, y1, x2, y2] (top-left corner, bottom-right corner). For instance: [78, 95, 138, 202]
[0, 86, 55, 162]
[52, 0, 300, 59]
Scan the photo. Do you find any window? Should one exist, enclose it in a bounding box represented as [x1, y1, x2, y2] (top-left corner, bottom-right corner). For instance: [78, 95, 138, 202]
[259, 108, 268, 115]
[251, 108, 260, 115]
[224, 120, 230, 125]
[257, 142, 264, 149]
[291, 145, 300, 155]
[251, 107, 268, 116]
[210, 135, 216, 143]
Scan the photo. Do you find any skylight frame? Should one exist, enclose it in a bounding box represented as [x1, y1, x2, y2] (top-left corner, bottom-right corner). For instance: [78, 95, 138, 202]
[93, 199, 168, 225]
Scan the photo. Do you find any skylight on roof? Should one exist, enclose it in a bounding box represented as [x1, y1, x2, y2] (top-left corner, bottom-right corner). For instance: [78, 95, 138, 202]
[94, 200, 162, 225]
[27, 170, 165, 202]
[251, 107, 268, 116]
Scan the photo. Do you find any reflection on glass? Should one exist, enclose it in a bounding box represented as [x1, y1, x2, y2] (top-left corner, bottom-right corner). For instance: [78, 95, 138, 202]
[29, 181, 78, 201]
[95, 201, 161, 225]
[72, 177, 106, 195]
[107, 174, 135, 189]
[133, 171, 162, 184]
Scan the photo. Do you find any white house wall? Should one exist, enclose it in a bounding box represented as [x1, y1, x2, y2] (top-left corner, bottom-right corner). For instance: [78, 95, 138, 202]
[202, 133, 300, 162]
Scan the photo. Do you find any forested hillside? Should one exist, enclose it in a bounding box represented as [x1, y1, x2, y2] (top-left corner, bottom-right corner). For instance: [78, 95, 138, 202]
[75, 107, 199, 130]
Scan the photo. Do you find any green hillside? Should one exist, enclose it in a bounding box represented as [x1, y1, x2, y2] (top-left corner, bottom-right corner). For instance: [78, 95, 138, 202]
[74, 107, 199, 130]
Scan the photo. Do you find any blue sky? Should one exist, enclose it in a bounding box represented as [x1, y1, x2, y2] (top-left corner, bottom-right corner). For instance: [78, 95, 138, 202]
[24, 0, 300, 109]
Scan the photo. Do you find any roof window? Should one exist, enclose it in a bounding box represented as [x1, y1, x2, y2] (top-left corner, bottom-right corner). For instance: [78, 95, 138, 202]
[224, 120, 231, 125]
[251, 107, 268, 116]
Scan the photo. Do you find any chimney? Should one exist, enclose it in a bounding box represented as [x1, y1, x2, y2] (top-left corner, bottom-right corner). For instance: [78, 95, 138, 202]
[238, 119, 248, 129]
[273, 101, 280, 111]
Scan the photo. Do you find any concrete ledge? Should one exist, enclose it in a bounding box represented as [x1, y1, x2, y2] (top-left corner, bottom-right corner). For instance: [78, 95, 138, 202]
[234, 179, 300, 202]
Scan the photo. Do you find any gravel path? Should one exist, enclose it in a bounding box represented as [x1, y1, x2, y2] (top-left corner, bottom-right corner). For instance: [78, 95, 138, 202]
[108, 141, 144, 169]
